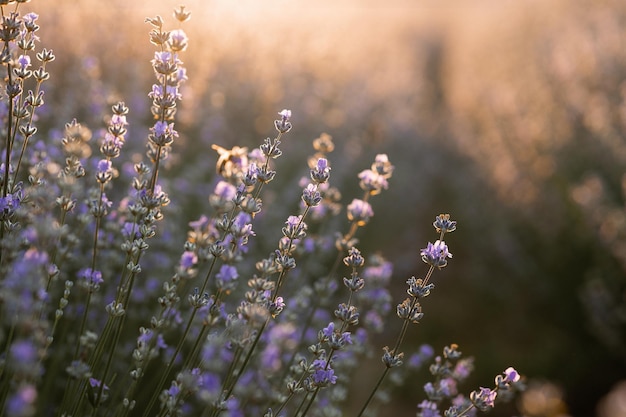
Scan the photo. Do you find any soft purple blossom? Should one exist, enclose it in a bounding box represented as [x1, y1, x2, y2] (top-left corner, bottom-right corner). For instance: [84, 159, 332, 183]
[269, 296, 285, 318]
[110, 114, 127, 126]
[301, 183, 321, 207]
[362, 261, 393, 284]
[88, 378, 108, 390]
[452, 395, 477, 417]
[282, 215, 306, 240]
[453, 358, 474, 380]
[0, 192, 21, 218]
[310, 157, 331, 184]
[175, 67, 188, 83]
[168, 28, 188, 51]
[261, 344, 282, 372]
[372, 153, 394, 178]
[189, 215, 209, 230]
[471, 387, 497, 410]
[439, 377, 458, 397]
[78, 268, 104, 286]
[408, 344, 434, 369]
[346, 198, 374, 225]
[102, 132, 124, 151]
[122, 222, 141, 239]
[358, 169, 388, 195]
[167, 383, 181, 397]
[275, 109, 292, 133]
[97, 158, 112, 174]
[5, 384, 36, 417]
[16, 55, 30, 69]
[10, 340, 37, 363]
[311, 359, 337, 386]
[417, 400, 441, 417]
[22, 12, 39, 25]
[503, 366, 520, 383]
[322, 322, 335, 339]
[153, 51, 174, 65]
[149, 84, 181, 100]
[278, 109, 291, 120]
[420, 240, 452, 269]
[179, 251, 197, 269]
[216, 265, 238, 284]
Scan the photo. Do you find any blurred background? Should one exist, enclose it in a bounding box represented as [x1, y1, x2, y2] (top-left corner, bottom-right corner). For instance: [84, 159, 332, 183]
[31, 0, 626, 415]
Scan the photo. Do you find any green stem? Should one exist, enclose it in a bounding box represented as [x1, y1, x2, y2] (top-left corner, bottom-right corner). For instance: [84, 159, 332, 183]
[355, 368, 390, 417]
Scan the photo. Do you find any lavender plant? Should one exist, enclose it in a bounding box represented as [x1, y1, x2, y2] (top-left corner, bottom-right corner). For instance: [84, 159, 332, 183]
[0, 2, 524, 417]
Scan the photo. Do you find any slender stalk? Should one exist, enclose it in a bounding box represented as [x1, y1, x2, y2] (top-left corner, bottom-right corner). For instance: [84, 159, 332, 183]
[355, 368, 390, 417]
[141, 302, 201, 417]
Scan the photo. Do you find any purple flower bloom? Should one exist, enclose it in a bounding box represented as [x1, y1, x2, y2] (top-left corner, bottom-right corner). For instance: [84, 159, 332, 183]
[453, 358, 474, 380]
[362, 261, 393, 284]
[503, 366, 520, 383]
[301, 183, 322, 207]
[175, 67, 188, 83]
[216, 265, 238, 284]
[275, 109, 292, 133]
[481, 387, 497, 407]
[282, 215, 307, 240]
[420, 240, 452, 269]
[149, 84, 181, 101]
[470, 387, 497, 411]
[269, 296, 285, 318]
[322, 322, 335, 339]
[152, 120, 169, 137]
[167, 382, 181, 397]
[279, 109, 291, 118]
[320, 321, 353, 349]
[153, 50, 173, 65]
[189, 215, 209, 230]
[417, 400, 441, 417]
[168, 28, 189, 51]
[310, 157, 331, 184]
[88, 377, 109, 392]
[452, 395, 477, 417]
[439, 377, 458, 397]
[179, 251, 197, 269]
[408, 344, 434, 369]
[346, 198, 373, 225]
[358, 169, 388, 195]
[5, 384, 37, 417]
[0, 192, 21, 219]
[97, 158, 112, 174]
[22, 12, 38, 25]
[78, 268, 104, 286]
[372, 154, 394, 177]
[110, 114, 128, 126]
[261, 344, 281, 372]
[311, 359, 337, 386]
[10, 340, 37, 363]
[122, 222, 141, 239]
[16, 55, 30, 69]
[424, 382, 436, 398]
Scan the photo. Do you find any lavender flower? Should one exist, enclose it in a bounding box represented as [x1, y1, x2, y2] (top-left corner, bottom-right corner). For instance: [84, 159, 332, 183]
[275, 109, 292, 133]
[470, 387, 497, 411]
[420, 240, 452, 269]
[346, 198, 374, 226]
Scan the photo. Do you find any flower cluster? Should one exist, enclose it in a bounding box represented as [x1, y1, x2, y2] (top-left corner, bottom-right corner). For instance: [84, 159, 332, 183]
[415, 345, 525, 417]
[0, 3, 524, 417]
